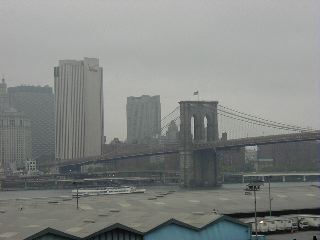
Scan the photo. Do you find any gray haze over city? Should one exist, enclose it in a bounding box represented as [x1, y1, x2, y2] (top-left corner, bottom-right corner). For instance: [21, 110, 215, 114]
[0, 0, 319, 141]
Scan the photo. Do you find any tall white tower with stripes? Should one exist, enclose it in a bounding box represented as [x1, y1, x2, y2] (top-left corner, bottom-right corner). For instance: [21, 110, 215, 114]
[54, 58, 104, 160]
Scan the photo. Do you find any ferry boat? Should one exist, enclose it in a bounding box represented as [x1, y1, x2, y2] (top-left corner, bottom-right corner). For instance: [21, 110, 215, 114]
[72, 186, 146, 197]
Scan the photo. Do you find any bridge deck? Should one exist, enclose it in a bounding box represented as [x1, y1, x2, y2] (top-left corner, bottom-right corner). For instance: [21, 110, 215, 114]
[43, 131, 320, 168]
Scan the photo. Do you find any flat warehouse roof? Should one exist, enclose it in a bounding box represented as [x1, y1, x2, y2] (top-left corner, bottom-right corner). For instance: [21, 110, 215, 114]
[0, 182, 319, 239]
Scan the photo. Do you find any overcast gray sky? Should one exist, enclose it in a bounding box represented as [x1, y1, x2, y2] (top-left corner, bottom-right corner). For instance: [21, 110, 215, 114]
[0, 0, 319, 141]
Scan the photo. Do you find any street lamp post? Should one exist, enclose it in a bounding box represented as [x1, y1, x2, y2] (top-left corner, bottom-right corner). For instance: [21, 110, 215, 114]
[245, 181, 264, 239]
[268, 176, 272, 216]
[72, 180, 83, 210]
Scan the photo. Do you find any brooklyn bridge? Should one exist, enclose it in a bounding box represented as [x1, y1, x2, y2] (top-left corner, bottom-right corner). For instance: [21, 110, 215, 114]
[41, 101, 320, 188]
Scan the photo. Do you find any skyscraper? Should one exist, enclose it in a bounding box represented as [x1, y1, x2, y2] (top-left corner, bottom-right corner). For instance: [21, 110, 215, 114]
[0, 79, 31, 174]
[8, 85, 54, 161]
[54, 58, 104, 160]
[126, 95, 161, 144]
[0, 78, 9, 112]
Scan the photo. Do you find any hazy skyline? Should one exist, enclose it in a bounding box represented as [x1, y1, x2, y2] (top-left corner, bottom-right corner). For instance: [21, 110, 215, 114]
[0, 0, 319, 141]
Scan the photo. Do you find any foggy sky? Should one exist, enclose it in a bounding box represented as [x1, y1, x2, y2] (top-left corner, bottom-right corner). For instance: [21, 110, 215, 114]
[0, 0, 319, 141]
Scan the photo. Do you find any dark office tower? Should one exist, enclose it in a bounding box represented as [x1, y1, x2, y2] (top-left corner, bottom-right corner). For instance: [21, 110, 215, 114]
[126, 95, 161, 144]
[8, 85, 55, 161]
[1, 79, 31, 174]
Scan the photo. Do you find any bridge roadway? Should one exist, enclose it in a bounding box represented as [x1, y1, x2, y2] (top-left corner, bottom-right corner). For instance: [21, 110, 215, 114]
[193, 130, 320, 150]
[46, 131, 320, 168]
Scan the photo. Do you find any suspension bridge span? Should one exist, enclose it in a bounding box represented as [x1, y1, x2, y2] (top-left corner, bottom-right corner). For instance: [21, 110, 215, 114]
[45, 101, 319, 188]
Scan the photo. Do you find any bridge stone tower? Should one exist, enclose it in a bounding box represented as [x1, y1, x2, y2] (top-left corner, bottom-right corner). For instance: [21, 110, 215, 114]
[179, 101, 221, 188]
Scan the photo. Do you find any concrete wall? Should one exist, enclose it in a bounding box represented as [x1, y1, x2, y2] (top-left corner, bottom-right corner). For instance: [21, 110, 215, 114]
[144, 220, 251, 240]
[193, 149, 218, 187]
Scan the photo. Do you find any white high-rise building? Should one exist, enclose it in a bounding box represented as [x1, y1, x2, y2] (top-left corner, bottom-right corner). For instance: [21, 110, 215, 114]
[54, 58, 104, 160]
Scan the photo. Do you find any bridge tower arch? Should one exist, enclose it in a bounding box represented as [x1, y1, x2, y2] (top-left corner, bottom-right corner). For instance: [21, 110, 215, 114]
[179, 101, 221, 188]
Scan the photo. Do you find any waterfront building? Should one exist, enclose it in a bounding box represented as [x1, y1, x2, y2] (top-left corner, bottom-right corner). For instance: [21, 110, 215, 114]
[54, 58, 104, 160]
[126, 95, 161, 144]
[0, 78, 31, 174]
[25, 158, 37, 175]
[8, 85, 54, 161]
[25, 215, 251, 240]
[257, 141, 320, 171]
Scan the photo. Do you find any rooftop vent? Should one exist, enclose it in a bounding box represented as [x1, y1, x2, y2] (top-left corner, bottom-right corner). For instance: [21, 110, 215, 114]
[83, 219, 95, 223]
[148, 197, 157, 200]
[192, 212, 205, 216]
[109, 209, 120, 213]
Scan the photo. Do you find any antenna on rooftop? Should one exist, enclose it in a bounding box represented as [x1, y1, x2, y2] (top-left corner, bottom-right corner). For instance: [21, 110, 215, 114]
[0, 72, 5, 83]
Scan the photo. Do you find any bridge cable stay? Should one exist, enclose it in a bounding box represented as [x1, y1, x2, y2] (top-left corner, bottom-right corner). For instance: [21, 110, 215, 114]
[217, 109, 309, 132]
[158, 104, 314, 141]
[218, 105, 313, 132]
[159, 106, 180, 141]
[161, 115, 180, 133]
[217, 105, 314, 140]
[218, 112, 294, 139]
[161, 106, 180, 122]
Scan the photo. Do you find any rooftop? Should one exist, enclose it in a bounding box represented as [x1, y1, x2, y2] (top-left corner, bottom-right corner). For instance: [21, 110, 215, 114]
[0, 182, 319, 239]
[8, 85, 53, 94]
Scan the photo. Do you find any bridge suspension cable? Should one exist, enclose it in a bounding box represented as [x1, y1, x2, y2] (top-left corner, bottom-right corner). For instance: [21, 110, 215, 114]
[161, 115, 180, 133]
[160, 106, 180, 138]
[158, 104, 315, 141]
[218, 104, 314, 139]
[218, 105, 313, 132]
[161, 106, 179, 122]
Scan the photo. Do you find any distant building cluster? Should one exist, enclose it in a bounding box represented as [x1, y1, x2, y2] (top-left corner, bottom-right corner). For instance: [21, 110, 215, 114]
[0, 57, 106, 175]
[1, 57, 177, 176]
[0, 78, 31, 174]
[8, 85, 55, 161]
[220, 142, 319, 173]
[1, 56, 319, 176]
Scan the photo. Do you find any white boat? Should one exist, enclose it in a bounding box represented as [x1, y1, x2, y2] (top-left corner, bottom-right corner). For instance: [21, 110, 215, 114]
[72, 186, 146, 197]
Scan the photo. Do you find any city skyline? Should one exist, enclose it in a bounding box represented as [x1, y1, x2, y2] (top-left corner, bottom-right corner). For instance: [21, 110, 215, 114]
[0, 1, 319, 239]
[0, 0, 319, 142]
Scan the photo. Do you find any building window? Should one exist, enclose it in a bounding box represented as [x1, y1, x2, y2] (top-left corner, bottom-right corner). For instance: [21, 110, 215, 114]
[10, 119, 15, 126]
